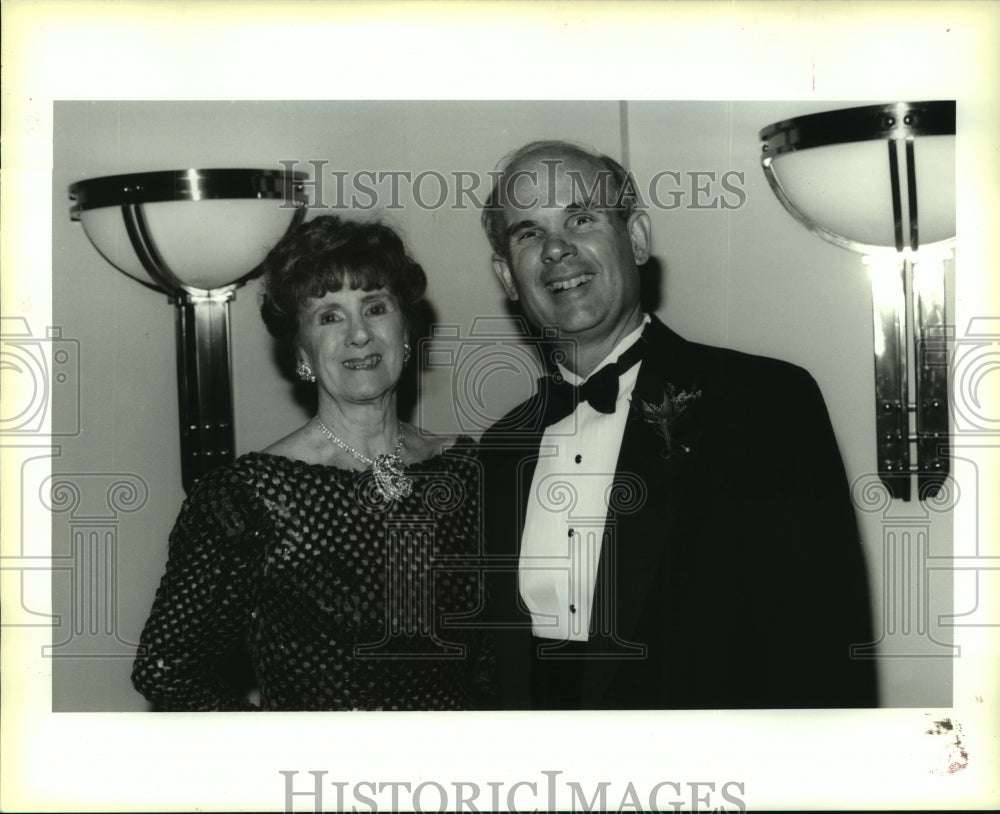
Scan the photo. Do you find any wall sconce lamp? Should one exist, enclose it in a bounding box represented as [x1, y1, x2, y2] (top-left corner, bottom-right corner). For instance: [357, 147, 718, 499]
[760, 101, 955, 501]
[69, 168, 307, 492]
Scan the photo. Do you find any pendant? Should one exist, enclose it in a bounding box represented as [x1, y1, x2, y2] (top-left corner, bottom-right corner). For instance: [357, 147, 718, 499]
[372, 453, 413, 501]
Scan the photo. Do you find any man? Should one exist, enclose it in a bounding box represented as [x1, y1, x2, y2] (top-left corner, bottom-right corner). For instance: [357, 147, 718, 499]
[478, 140, 878, 709]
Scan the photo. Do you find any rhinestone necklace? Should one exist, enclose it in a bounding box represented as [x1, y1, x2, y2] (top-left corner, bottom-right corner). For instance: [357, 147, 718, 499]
[314, 418, 413, 501]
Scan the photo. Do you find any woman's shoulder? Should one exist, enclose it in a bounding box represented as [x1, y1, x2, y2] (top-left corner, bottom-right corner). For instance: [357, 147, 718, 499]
[259, 424, 317, 461]
[184, 453, 276, 503]
[186, 428, 333, 501]
[167, 455, 279, 543]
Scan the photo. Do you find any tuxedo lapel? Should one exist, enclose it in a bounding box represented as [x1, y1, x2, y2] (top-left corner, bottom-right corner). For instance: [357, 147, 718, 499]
[481, 390, 549, 709]
[580, 319, 707, 706]
[482, 385, 552, 551]
[487, 318, 709, 709]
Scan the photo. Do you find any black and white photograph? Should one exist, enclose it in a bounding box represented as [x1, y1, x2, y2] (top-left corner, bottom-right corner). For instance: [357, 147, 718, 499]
[3, 2, 998, 812]
[51, 98, 949, 715]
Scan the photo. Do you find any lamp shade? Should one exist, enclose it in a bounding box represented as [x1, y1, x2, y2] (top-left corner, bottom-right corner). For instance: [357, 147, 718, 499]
[69, 168, 308, 295]
[760, 101, 955, 255]
[68, 167, 308, 492]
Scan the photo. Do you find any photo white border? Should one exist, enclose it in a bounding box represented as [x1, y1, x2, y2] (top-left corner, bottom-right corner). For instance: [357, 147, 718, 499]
[3, 1, 998, 810]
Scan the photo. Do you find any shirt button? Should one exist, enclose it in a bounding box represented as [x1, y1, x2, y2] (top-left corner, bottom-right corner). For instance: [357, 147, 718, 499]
[570, 604, 577, 613]
[568, 528, 574, 537]
[575, 454, 583, 464]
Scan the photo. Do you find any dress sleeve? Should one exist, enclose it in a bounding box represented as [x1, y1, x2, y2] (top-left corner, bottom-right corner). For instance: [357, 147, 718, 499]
[453, 439, 500, 710]
[131, 472, 261, 711]
[471, 593, 500, 710]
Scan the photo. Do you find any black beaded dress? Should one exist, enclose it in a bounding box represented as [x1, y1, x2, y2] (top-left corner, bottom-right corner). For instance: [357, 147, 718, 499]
[131, 438, 494, 711]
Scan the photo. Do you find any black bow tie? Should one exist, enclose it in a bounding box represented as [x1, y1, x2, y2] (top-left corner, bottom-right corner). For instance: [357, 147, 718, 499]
[541, 337, 646, 426]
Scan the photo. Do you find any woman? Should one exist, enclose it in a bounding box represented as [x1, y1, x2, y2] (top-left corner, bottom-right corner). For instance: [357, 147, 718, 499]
[131, 215, 493, 711]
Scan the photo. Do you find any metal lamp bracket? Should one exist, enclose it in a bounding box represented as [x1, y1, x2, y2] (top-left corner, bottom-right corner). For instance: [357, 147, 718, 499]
[865, 248, 952, 501]
[760, 102, 955, 501]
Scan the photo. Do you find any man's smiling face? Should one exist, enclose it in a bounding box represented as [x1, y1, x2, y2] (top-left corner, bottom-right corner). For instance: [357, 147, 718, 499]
[491, 148, 650, 355]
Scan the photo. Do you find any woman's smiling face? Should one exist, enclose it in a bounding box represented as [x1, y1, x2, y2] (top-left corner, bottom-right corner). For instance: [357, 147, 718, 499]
[296, 285, 406, 407]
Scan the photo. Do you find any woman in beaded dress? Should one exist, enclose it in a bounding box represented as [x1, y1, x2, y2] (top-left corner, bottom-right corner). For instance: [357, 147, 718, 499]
[131, 215, 494, 711]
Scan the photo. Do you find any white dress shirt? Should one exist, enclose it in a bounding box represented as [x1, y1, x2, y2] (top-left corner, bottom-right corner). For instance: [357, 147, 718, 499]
[519, 316, 650, 641]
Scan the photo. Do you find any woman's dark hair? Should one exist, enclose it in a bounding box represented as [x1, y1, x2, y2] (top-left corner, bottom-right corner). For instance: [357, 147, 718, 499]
[259, 215, 427, 358]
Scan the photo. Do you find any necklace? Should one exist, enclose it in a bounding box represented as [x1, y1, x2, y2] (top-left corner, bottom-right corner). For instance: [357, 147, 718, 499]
[314, 418, 413, 501]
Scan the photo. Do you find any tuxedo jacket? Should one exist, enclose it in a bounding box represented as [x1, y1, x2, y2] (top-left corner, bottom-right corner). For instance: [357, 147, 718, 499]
[478, 316, 878, 709]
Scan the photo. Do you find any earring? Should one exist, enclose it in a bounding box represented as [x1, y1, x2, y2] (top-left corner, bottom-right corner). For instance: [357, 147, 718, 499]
[296, 360, 316, 382]
[403, 342, 411, 364]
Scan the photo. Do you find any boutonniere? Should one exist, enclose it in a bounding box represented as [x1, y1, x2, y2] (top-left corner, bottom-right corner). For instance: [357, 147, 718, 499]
[632, 383, 702, 458]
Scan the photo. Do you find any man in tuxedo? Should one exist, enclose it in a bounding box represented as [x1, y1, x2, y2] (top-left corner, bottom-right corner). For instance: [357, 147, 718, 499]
[478, 140, 878, 709]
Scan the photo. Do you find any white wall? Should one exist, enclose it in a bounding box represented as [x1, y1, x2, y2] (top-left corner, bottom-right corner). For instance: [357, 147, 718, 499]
[628, 100, 955, 706]
[52, 100, 953, 710]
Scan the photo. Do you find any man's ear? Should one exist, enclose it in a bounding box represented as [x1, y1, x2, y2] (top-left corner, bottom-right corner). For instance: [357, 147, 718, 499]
[492, 255, 520, 301]
[627, 211, 652, 265]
